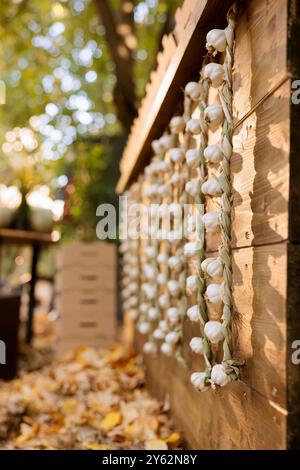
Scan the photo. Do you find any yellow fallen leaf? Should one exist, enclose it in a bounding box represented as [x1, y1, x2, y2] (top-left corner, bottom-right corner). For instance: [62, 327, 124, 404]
[61, 399, 77, 413]
[145, 439, 168, 450]
[125, 422, 143, 439]
[82, 441, 110, 450]
[100, 411, 122, 433]
[165, 432, 181, 448]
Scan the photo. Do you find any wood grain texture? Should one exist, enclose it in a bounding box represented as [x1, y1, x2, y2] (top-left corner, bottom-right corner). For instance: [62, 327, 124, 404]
[233, 0, 288, 123]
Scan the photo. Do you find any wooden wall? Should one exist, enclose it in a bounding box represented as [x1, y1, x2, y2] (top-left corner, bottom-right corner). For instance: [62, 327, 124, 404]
[120, 0, 300, 449]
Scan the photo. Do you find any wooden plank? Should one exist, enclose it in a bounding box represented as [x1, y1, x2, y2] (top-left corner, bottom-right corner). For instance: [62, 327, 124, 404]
[203, 80, 290, 252]
[137, 333, 286, 450]
[232, 0, 288, 123]
[0, 228, 54, 245]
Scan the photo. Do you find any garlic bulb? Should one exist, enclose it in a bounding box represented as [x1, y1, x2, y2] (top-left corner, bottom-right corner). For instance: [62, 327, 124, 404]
[204, 104, 224, 129]
[170, 148, 185, 163]
[185, 81, 201, 101]
[184, 241, 202, 258]
[158, 184, 171, 198]
[144, 246, 156, 258]
[170, 173, 185, 185]
[138, 322, 151, 335]
[203, 63, 224, 87]
[206, 29, 227, 53]
[167, 307, 180, 324]
[190, 372, 207, 391]
[128, 309, 139, 320]
[187, 305, 200, 323]
[161, 342, 173, 356]
[121, 288, 130, 300]
[157, 273, 167, 285]
[202, 211, 220, 232]
[129, 296, 138, 307]
[144, 264, 156, 281]
[206, 283, 224, 304]
[185, 149, 200, 168]
[159, 161, 171, 172]
[165, 331, 180, 345]
[211, 364, 231, 387]
[143, 342, 157, 354]
[201, 257, 216, 273]
[158, 294, 170, 309]
[160, 134, 174, 150]
[123, 300, 131, 310]
[153, 328, 165, 340]
[144, 284, 157, 301]
[130, 268, 139, 279]
[169, 203, 182, 217]
[148, 307, 159, 321]
[168, 256, 183, 273]
[186, 118, 201, 135]
[190, 337, 204, 354]
[206, 258, 223, 278]
[152, 139, 164, 156]
[186, 275, 199, 294]
[157, 253, 168, 265]
[201, 178, 222, 196]
[159, 320, 169, 332]
[185, 179, 201, 197]
[204, 320, 224, 343]
[167, 280, 181, 297]
[170, 116, 185, 134]
[140, 303, 149, 314]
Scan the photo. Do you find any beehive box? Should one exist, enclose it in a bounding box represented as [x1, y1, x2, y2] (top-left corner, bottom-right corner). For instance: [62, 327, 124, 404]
[117, 0, 300, 450]
[55, 241, 117, 350]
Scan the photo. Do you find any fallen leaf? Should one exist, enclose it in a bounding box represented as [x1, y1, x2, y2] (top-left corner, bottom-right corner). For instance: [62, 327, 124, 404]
[165, 432, 181, 448]
[82, 441, 110, 450]
[100, 412, 122, 433]
[145, 439, 168, 450]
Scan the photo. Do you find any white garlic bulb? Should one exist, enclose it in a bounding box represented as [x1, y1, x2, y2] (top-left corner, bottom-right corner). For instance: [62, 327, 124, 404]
[159, 161, 171, 172]
[170, 172, 185, 185]
[170, 148, 185, 163]
[159, 320, 169, 332]
[143, 342, 157, 354]
[158, 294, 170, 309]
[161, 342, 173, 356]
[153, 328, 165, 340]
[204, 320, 224, 343]
[203, 144, 223, 163]
[190, 372, 207, 391]
[167, 307, 180, 324]
[148, 307, 159, 321]
[121, 288, 130, 300]
[138, 322, 151, 335]
[201, 178, 222, 196]
[201, 257, 215, 273]
[157, 273, 167, 285]
[170, 116, 186, 134]
[168, 256, 183, 273]
[128, 309, 139, 320]
[144, 264, 156, 281]
[158, 184, 171, 198]
[186, 275, 199, 293]
[140, 302, 149, 314]
[129, 296, 138, 307]
[206, 258, 223, 278]
[211, 364, 231, 387]
[123, 300, 131, 310]
[187, 305, 200, 322]
[202, 211, 220, 232]
[206, 283, 224, 304]
[203, 63, 224, 87]
[184, 241, 202, 258]
[185, 179, 201, 197]
[204, 104, 224, 129]
[185, 149, 200, 168]
[152, 139, 164, 156]
[206, 29, 227, 53]
[144, 246, 156, 258]
[144, 284, 157, 301]
[167, 280, 181, 297]
[190, 337, 204, 354]
[185, 81, 201, 101]
[165, 331, 180, 345]
[186, 118, 201, 135]
[157, 253, 168, 265]
[130, 268, 139, 279]
[160, 134, 174, 150]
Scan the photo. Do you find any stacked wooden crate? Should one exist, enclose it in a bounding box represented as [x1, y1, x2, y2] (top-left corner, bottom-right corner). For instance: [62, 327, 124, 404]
[55, 241, 116, 354]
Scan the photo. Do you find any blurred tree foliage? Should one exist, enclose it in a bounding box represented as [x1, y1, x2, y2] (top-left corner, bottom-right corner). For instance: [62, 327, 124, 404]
[0, 0, 181, 240]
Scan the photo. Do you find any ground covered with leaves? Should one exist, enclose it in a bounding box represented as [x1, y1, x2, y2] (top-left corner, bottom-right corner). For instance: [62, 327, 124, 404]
[0, 345, 181, 450]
